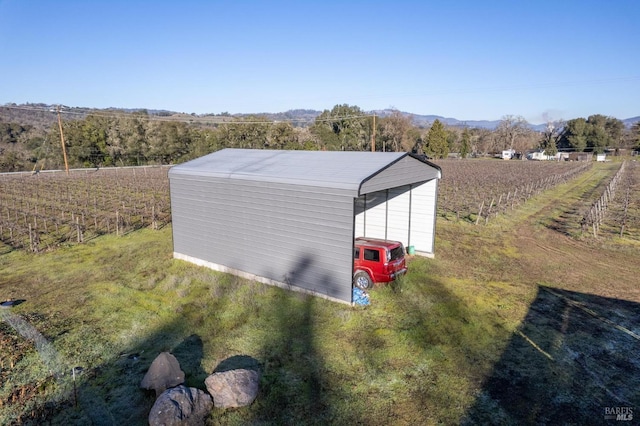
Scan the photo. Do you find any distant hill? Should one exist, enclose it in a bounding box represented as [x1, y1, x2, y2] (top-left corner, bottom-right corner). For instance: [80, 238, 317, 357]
[623, 116, 640, 128]
[369, 109, 502, 129]
[0, 103, 59, 132]
[2, 103, 638, 132]
[240, 109, 507, 130]
[231, 109, 323, 127]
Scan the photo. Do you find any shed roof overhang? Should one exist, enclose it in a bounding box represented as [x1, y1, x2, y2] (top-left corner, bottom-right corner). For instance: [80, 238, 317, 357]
[169, 149, 441, 196]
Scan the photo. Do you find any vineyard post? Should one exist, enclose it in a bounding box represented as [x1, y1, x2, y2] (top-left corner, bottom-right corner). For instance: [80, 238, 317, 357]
[475, 201, 484, 225]
[76, 217, 82, 243]
[56, 106, 70, 174]
[598, 199, 603, 224]
[620, 186, 630, 237]
[152, 205, 157, 230]
[485, 198, 495, 224]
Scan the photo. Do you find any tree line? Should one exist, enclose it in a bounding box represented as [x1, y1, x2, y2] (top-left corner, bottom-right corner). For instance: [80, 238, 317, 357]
[1, 104, 639, 172]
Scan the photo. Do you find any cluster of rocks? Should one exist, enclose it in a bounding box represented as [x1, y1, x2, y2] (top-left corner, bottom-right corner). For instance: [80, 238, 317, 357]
[141, 352, 260, 425]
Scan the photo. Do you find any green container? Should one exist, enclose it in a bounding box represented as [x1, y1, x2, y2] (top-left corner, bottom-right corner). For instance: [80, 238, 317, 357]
[407, 245, 415, 255]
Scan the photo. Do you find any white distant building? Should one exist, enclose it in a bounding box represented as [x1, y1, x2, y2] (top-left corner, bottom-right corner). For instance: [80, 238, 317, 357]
[527, 150, 549, 161]
[502, 149, 515, 160]
[526, 150, 567, 161]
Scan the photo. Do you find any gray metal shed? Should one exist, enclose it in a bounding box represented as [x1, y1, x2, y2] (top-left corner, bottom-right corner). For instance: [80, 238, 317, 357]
[168, 149, 441, 304]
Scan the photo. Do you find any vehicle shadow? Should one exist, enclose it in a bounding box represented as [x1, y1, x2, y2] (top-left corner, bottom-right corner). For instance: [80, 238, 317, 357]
[463, 285, 640, 425]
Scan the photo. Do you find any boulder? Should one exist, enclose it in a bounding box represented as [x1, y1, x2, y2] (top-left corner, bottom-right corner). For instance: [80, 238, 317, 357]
[148, 385, 213, 426]
[141, 352, 185, 397]
[204, 369, 260, 408]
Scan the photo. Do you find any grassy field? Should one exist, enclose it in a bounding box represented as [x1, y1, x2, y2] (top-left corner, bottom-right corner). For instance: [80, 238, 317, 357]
[1, 162, 639, 425]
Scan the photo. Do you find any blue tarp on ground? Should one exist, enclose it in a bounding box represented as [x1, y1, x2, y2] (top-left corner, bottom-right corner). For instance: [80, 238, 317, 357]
[352, 287, 370, 306]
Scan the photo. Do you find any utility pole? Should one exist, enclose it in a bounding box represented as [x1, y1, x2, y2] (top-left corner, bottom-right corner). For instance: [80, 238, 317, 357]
[57, 105, 69, 174]
[371, 114, 376, 152]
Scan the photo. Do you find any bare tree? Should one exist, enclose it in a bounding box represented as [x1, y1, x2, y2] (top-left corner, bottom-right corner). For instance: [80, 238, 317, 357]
[495, 115, 532, 152]
[378, 110, 413, 152]
[540, 114, 564, 156]
[472, 128, 494, 156]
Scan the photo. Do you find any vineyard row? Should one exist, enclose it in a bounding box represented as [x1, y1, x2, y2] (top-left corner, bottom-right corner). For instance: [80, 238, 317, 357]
[581, 160, 640, 240]
[1, 161, 636, 252]
[435, 160, 592, 224]
[0, 167, 171, 252]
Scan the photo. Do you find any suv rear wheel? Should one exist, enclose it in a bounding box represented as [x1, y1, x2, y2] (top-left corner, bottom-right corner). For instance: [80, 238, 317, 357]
[354, 271, 373, 290]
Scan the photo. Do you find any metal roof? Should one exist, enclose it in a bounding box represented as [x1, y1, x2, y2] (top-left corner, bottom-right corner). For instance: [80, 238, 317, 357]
[169, 148, 440, 194]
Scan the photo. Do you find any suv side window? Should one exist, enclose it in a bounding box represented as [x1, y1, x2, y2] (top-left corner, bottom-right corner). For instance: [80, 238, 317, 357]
[354, 248, 360, 259]
[364, 248, 380, 262]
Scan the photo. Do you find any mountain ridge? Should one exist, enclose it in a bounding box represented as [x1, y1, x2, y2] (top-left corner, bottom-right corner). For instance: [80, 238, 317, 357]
[2, 103, 639, 131]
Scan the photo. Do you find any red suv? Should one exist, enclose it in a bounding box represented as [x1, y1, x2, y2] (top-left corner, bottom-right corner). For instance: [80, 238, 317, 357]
[353, 237, 407, 290]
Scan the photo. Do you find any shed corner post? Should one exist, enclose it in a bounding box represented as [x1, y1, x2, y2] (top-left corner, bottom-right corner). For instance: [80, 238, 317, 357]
[351, 197, 359, 304]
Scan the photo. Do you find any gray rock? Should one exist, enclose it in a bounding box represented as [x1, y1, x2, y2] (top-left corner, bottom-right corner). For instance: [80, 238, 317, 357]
[141, 352, 185, 397]
[148, 385, 213, 426]
[205, 369, 260, 408]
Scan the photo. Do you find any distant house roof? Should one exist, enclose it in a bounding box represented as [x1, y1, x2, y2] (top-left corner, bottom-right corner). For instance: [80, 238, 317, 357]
[169, 149, 441, 196]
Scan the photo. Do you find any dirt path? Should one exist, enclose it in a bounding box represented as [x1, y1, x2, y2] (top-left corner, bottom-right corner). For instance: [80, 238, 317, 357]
[508, 164, 640, 302]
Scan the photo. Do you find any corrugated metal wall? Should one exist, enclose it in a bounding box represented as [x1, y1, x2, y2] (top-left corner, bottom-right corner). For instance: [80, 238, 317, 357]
[409, 180, 438, 254]
[354, 179, 438, 255]
[170, 175, 355, 302]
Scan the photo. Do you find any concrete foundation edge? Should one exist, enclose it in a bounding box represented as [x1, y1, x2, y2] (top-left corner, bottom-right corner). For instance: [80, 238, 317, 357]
[173, 252, 352, 305]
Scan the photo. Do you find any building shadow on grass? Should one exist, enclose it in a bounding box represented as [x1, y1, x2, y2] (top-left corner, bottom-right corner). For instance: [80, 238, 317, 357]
[228, 253, 338, 424]
[463, 285, 640, 425]
[171, 334, 208, 388]
[70, 334, 212, 425]
[69, 253, 337, 425]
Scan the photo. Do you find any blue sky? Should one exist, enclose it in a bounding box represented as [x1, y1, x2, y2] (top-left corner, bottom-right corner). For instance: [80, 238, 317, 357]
[0, 0, 638, 124]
